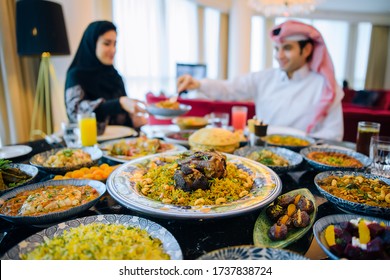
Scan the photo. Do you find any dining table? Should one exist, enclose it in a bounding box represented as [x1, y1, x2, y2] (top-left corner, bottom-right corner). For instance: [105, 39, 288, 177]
[0, 127, 361, 260]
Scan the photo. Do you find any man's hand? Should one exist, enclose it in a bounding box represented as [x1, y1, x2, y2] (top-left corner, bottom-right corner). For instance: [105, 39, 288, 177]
[177, 74, 200, 93]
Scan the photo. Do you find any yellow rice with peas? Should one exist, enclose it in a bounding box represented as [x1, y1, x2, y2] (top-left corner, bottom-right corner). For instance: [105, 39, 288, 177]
[137, 159, 254, 206]
[22, 223, 170, 260]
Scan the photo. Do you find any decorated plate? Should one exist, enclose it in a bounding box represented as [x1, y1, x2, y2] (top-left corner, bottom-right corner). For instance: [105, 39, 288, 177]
[146, 104, 192, 119]
[313, 214, 390, 260]
[0, 163, 39, 194]
[163, 129, 196, 147]
[197, 245, 308, 260]
[300, 146, 371, 171]
[0, 179, 106, 225]
[106, 151, 282, 220]
[314, 171, 390, 217]
[253, 188, 317, 248]
[234, 146, 303, 173]
[100, 137, 187, 163]
[262, 134, 315, 151]
[2, 214, 182, 260]
[29, 147, 103, 175]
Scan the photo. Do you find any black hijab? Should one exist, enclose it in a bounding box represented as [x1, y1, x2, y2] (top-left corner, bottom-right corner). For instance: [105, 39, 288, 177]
[65, 21, 126, 101]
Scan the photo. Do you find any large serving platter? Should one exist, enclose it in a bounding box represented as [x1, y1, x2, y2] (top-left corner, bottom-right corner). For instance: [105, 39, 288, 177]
[197, 245, 308, 260]
[2, 214, 183, 260]
[0, 179, 106, 225]
[99, 137, 187, 163]
[29, 147, 103, 175]
[313, 214, 390, 260]
[234, 146, 303, 174]
[300, 146, 371, 171]
[314, 171, 390, 217]
[253, 188, 317, 248]
[106, 151, 282, 220]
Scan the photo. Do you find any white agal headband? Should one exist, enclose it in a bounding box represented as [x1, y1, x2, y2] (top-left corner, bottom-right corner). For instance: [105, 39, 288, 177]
[283, 34, 309, 41]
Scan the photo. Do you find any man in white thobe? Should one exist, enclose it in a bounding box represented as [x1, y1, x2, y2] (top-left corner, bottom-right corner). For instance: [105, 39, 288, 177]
[177, 20, 344, 141]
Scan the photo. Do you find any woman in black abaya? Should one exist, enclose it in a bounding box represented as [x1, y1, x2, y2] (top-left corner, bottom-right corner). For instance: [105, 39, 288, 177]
[65, 21, 146, 132]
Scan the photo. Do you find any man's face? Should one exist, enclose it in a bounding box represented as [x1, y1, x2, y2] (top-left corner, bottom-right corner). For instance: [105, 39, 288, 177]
[95, 30, 117, 65]
[274, 40, 312, 78]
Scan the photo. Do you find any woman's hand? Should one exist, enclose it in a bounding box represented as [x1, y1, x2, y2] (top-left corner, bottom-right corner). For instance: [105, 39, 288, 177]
[177, 74, 200, 93]
[119, 97, 148, 128]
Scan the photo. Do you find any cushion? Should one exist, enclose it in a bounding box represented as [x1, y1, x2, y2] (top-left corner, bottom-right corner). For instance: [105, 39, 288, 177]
[351, 90, 379, 107]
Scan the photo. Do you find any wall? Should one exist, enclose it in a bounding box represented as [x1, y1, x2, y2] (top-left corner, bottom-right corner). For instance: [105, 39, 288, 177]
[48, 0, 112, 130]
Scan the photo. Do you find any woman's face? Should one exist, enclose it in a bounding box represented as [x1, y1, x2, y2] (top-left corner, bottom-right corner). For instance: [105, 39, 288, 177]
[95, 30, 117, 65]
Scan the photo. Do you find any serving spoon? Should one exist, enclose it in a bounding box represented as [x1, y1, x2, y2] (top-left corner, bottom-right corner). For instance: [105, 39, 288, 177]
[168, 90, 187, 103]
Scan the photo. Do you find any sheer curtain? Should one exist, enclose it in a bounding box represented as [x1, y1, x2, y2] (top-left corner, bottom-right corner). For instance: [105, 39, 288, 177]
[0, 0, 37, 145]
[113, 0, 198, 100]
[365, 25, 389, 89]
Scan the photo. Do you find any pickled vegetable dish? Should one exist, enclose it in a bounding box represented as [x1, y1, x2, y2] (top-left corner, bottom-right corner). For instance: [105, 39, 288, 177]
[0, 159, 32, 190]
[323, 218, 390, 259]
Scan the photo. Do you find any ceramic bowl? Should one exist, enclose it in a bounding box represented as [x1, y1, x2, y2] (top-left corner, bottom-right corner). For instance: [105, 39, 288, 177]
[234, 146, 303, 173]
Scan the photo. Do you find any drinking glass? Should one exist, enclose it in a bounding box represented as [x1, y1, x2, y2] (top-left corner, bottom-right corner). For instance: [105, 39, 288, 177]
[356, 121, 380, 156]
[370, 135, 390, 178]
[61, 122, 81, 148]
[231, 106, 248, 131]
[209, 112, 229, 128]
[77, 112, 97, 146]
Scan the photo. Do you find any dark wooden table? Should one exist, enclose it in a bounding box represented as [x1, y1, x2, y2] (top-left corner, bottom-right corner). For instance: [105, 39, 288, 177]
[0, 138, 356, 260]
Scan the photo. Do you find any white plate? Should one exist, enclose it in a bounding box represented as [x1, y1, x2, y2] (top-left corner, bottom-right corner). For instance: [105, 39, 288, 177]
[0, 145, 32, 159]
[97, 125, 137, 142]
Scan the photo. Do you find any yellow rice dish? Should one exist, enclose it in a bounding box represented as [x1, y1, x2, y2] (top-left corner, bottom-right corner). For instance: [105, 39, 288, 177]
[137, 158, 254, 206]
[22, 223, 170, 260]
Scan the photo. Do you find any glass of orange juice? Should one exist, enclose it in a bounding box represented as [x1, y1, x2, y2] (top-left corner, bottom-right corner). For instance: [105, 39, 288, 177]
[231, 106, 248, 131]
[77, 112, 97, 146]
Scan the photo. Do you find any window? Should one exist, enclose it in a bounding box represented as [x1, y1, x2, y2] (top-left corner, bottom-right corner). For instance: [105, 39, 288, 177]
[354, 23, 372, 89]
[204, 7, 220, 78]
[250, 16, 265, 72]
[113, 0, 198, 100]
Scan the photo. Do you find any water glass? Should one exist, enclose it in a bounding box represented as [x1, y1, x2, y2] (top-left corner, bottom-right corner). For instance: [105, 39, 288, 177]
[356, 121, 380, 156]
[61, 122, 81, 148]
[231, 106, 248, 131]
[370, 135, 390, 178]
[208, 112, 229, 128]
[77, 112, 97, 146]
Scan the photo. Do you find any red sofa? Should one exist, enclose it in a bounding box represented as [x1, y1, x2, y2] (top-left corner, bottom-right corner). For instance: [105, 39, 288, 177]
[146, 90, 390, 142]
[342, 89, 390, 142]
[145, 92, 256, 125]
